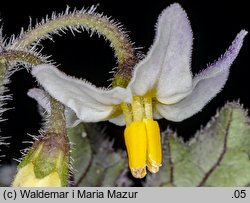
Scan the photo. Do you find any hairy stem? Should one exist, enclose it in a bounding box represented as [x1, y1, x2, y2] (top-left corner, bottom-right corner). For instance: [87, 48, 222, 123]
[48, 97, 67, 135]
[0, 50, 45, 122]
[0, 50, 45, 66]
[13, 11, 138, 87]
[0, 58, 7, 87]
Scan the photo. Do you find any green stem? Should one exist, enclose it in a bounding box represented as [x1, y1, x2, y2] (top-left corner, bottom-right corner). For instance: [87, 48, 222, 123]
[48, 98, 67, 135]
[0, 50, 66, 136]
[0, 50, 44, 66]
[0, 58, 7, 87]
[0, 50, 46, 90]
[13, 12, 138, 87]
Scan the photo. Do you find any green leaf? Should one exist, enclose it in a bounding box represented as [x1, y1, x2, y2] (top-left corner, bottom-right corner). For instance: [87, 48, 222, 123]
[68, 123, 128, 186]
[68, 123, 92, 184]
[145, 102, 250, 187]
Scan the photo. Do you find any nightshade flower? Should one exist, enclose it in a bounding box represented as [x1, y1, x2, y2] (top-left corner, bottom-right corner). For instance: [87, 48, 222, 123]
[31, 3, 247, 178]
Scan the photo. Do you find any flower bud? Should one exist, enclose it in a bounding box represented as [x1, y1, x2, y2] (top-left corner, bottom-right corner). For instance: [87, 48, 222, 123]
[12, 132, 69, 187]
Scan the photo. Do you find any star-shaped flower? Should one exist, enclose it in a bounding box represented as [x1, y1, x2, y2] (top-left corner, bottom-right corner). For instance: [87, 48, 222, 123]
[31, 3, 247, 178]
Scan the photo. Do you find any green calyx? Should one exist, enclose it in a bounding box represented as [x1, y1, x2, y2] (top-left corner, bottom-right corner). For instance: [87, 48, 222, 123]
[17, 132, 69, 186]
[112, 57, 139, 88]
[112, 74, 130, 88]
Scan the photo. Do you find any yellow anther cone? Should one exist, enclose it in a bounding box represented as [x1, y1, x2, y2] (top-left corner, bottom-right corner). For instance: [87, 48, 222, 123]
[144, 119, 162, 173]
[124, 119, 162, 178]
[124, 121, 147, 178]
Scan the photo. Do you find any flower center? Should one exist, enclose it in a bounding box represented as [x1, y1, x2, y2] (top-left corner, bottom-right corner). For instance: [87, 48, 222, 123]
[121, 96, 153, 125]
[120, 96, 162, 178]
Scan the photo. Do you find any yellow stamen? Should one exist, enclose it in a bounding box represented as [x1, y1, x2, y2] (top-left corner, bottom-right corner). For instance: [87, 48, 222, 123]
[124, 121, 147, 178]
[121, 102, 133, 125]
[122, 95, 162, 178]
[143, 96, 153, 120]
[144, 119, 162, 173]
[131, 96, 144, 121]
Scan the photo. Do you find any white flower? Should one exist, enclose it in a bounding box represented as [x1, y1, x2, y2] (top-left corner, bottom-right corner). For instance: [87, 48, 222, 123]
[31, 3, 247, 178]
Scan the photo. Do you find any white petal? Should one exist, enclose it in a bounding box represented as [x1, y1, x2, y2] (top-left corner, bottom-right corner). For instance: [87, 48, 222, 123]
[27, 88, 51, 113]
[156, 30, 247, 121]
[153, 107, 163, 120]
[28, 88, 82, 128]
[64, 107, 82, 128]
[32, 64, 131, 122]
[109, 114, 125, 126]
[128, 3, 193, 103]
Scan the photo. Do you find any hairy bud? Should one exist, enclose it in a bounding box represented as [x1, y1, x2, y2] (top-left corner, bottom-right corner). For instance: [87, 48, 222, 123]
[12, 132, 69, 187]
